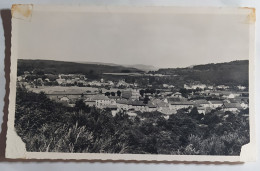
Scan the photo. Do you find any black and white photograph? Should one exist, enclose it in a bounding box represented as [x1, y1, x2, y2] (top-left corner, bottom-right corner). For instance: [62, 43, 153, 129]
[6, 5, 256, 161]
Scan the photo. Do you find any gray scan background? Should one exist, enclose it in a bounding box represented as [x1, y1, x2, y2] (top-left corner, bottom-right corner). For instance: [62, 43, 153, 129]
[0, 0, 259, 170]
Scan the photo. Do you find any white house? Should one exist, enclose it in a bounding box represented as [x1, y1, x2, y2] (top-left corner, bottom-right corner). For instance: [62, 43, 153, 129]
[184, 83, 206, 90]
[237, 85, 246, 90]
[192, 84, 206, 90]
[84, 95, 111, 108]
[240, 101, 249, 109]
[84, 99, 96, 107]
[197, 107, 206, 115]
[163, 84, 169, 88]
[197, 107, 211, 115]
[217, 85, 229, 90]
[207, 85, 214, 90]
[17, 76, 23, 81]
[56, 78, 66, 85]
[131, 89, 140, 100]
[60, 96, 70, 102]
[172, 92, 182, 98]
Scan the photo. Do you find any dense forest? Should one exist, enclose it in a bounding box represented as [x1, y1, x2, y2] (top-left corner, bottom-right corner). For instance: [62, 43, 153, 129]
[17, 59, 143, 79]
[15, 87, 249, 155]
[150, 60, 249, 87]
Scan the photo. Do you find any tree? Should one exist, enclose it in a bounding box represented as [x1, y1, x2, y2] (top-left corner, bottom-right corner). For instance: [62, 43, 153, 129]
[150, 89, 156, 94]
[139, 89, 145, 97]
[190, 107, 199, 115]
[190, 107, 203, 120]
[14, 86, 249, 155]
[143, 96, 150, 104]
[121, 69, 131, 73]
[36, 70, 44, 75]
[89, 70, 94, 74]
[75, 99, 86, 110]
[179, 88, 188, 98]
[105, 92, 111, 96]
[111, 92, 115, 96]
[117, 90, 121, 97]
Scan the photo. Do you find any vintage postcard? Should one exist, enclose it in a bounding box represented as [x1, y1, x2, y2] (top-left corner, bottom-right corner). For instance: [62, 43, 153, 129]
[6, 5, 256, 162]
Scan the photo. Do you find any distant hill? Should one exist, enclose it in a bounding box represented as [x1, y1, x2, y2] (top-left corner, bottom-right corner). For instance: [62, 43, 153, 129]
[74, 61, 121, 67]
[76, 61, 158, 72]
[151, 60, 249, 86]
[17, 59, 249, 86]
[17, 59, 143, 79]
[124, 64, 158, 72]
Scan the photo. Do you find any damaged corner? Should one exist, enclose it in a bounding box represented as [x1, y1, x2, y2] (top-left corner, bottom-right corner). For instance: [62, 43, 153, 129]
[11, 4, 33, 21]
[5, 128, 26, 159]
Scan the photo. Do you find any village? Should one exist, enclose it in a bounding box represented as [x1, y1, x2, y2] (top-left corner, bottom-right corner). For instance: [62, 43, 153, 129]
[17, 72, 249, 118]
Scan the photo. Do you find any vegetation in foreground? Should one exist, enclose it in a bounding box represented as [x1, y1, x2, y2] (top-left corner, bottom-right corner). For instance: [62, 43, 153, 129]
[15, 87, 249, 155]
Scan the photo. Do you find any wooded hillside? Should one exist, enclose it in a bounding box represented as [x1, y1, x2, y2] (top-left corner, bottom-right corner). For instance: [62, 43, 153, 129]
[152, 60, 249, 86]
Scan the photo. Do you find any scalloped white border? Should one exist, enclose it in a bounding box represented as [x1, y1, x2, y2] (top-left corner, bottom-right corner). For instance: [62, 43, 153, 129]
[5, 5, 256, 162]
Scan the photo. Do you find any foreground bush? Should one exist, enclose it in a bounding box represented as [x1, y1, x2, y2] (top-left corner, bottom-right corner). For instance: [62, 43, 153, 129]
[15, 87, 249, 155]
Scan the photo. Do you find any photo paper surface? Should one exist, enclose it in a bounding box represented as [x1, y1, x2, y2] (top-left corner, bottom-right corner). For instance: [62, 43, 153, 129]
[6, 5, 256, 162]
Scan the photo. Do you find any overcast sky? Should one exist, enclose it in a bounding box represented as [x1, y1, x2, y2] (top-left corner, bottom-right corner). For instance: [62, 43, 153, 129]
[16, 6, 250, 68]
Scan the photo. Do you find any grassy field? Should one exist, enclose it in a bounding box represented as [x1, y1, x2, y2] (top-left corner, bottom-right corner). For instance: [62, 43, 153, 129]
[27, 86, 136, 95]
[28, 86, 99, 94]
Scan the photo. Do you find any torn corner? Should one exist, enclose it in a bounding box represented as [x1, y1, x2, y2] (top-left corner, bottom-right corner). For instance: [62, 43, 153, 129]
[5, 128, 26, 159]
[11, 4, 33, 21]
[240, 142, 257, 162]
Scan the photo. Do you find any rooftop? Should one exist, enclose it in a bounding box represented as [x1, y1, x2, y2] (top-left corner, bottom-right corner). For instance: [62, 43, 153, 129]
[167, 97, 187, 103]
[89, 95, 110, 101]
[122, 90, 132, 99]
[209, 100, 223, 104]
[223, 103, 242, 109]
[147, 102, 157, 108]
[109, 96, 120, 100]
[195, 99, 209, 104]
[106, 105, 117, 109]
[171, 101, 194, 105]
[116, 99, 129, 104]
[130, 100, 146, 106]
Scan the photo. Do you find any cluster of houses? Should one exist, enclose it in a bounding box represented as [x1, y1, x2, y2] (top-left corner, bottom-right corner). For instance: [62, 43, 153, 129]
[45, 88, 248, 117]
[18, 71, 249, 117]
[18, 72, 140, 89]
[184, 83, 247, 91]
